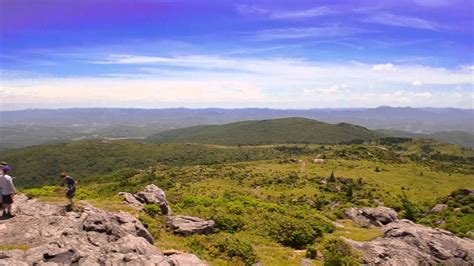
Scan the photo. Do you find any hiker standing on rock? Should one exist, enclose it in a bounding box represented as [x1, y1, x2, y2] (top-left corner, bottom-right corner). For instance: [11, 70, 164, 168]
[60, 172, 76, 208]
[0, 162, 5, 206]
[0, 163, 16, 218]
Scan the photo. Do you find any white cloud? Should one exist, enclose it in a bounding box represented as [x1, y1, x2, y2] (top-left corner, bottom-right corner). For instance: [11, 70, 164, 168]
[3, 54, 474, 110]
[362, 13, 441, 30]
[304, 85, 339, 96]
[412, 80, 423, 86]
[372, 63, 396, 72]
[414, 92, 432, 98]
[318, 85, 339, 94]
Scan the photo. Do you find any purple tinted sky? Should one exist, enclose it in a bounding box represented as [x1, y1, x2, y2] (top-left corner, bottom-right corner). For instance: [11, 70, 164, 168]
[0, 0, 473, 109]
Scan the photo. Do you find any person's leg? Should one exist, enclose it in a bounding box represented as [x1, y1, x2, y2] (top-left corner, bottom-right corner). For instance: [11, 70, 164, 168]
[67, 190, 75, 208]
[4, 204, 11, 216]
[1, 196, 6, 216]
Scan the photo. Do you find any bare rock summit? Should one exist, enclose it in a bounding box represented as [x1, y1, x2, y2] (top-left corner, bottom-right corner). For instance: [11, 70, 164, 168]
[0, 195, 206, 265]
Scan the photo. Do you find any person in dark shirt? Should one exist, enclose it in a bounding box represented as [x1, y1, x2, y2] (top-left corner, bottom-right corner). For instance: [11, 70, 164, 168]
[60, 172, 76, 208]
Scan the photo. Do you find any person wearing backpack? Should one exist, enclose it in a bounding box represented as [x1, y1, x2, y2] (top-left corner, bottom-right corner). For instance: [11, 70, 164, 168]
[0, 164, 16, 218]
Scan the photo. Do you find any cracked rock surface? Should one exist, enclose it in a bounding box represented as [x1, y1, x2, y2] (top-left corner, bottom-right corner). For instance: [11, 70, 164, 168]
[0, 195, 206, 265]
[345, 218, 474, 265]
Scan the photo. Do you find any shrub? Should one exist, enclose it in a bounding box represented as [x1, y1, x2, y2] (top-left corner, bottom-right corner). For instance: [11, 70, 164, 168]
[266, 214, 331, 249]
[328, 171, 336, 182]
[322, 238, 360, 266]
[306, 245, 318, 259]
[212, 213, 245, 233]
[138, 214, 161, 239]
[189, 234, 258, 266]
[143, 204, 161, 217]
[401, 194, 418, 222]
[213, 235, 258, 266]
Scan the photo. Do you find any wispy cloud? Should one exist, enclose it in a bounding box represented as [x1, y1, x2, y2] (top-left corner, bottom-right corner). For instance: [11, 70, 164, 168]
[237, 5, 336, 20]
[372, 63, 396, 72]
[362, 13, 441, 30]
[253, 25, 369, 41]
[304, 85, 339, 95]
[269, 6, 336, 20]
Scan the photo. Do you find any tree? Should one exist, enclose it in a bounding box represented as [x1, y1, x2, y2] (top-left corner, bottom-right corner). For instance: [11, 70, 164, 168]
[346, 186, 353, 199]
[401, 194, 417, 222]
[328, 171, 336, 182]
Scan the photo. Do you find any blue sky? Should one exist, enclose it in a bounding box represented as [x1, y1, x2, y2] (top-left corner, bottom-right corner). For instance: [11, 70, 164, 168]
[0, 0, 473, 110]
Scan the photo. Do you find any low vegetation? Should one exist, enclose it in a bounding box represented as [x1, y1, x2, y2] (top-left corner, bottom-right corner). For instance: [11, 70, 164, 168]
[4, 136, 473, 265]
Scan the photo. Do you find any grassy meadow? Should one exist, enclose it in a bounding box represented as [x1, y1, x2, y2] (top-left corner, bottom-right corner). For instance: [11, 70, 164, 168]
[8, 138, 474, 265]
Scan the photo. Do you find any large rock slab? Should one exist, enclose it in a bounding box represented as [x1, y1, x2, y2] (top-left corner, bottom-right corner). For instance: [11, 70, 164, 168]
[119, 184, 172, 215]
[0, 195, 206, 265]
[167, 215, 215, 236]
[345, 207, 398, 227]
[345, 219, 474, 265]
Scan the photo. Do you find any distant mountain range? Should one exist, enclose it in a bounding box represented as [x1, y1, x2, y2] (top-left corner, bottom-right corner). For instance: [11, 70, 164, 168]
[0, 107, 472, 150]
[378, 129, 474, 148]
[145, 117, 384, 145]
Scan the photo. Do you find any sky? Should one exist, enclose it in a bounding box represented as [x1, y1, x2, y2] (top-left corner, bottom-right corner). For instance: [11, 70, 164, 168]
[0, 0, 473, 110]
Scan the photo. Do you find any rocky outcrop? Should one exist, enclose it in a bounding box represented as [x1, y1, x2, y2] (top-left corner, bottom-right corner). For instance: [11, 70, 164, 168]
[118, 191, 145, 210]
[167, 215, 215, 236]
[345, 219, 474, 265]
[119, 184, 172, 215]
[0, 195, 206, 265]
[345, 207, 398, 227]
[430, 203, 448, 213]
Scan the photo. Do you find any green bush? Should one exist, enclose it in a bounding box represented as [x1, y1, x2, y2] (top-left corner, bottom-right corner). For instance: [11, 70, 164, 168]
[322, 238, 360, 266]
[24, 186, 62, 198]
[212, 213, 245, 233]
[306, 245, 318, 259]
[138, 214, 161, 239]
[189, 234, 258, 266]
[213, 235, 258, 266]
[266, 215, 328, 249]
[143, 204, 161, 217]
[401, 194, 418, 222]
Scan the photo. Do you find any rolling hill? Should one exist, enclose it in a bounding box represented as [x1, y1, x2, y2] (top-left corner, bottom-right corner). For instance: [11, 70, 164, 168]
[1, 107, 472, 150]
[145, 117, 384, 145]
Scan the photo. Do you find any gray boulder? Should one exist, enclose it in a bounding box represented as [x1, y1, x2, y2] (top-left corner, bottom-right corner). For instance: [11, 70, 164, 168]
[345, 219, 474, 265]
[430, 203, 448, 213]
[119, 184, 172, 215]
[118, 192, 145, 210]
[345, 207, 398, 227]
[167, 215, 215, 236]
[0, 195, 206, 265]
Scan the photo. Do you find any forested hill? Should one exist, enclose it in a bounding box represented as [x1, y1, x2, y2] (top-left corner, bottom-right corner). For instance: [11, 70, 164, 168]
[145, 117, 384, 145]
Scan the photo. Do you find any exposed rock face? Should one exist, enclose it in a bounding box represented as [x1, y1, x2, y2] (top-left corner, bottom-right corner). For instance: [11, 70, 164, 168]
[118, 191, 145, 210]
[119, 184, 172, 215]
[430, 203, 448, 213]
[345, 219, 474, 265]
[0, 195, 206, 265]
[167, 215, 215, 236]
[345, 207, 398, 227]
